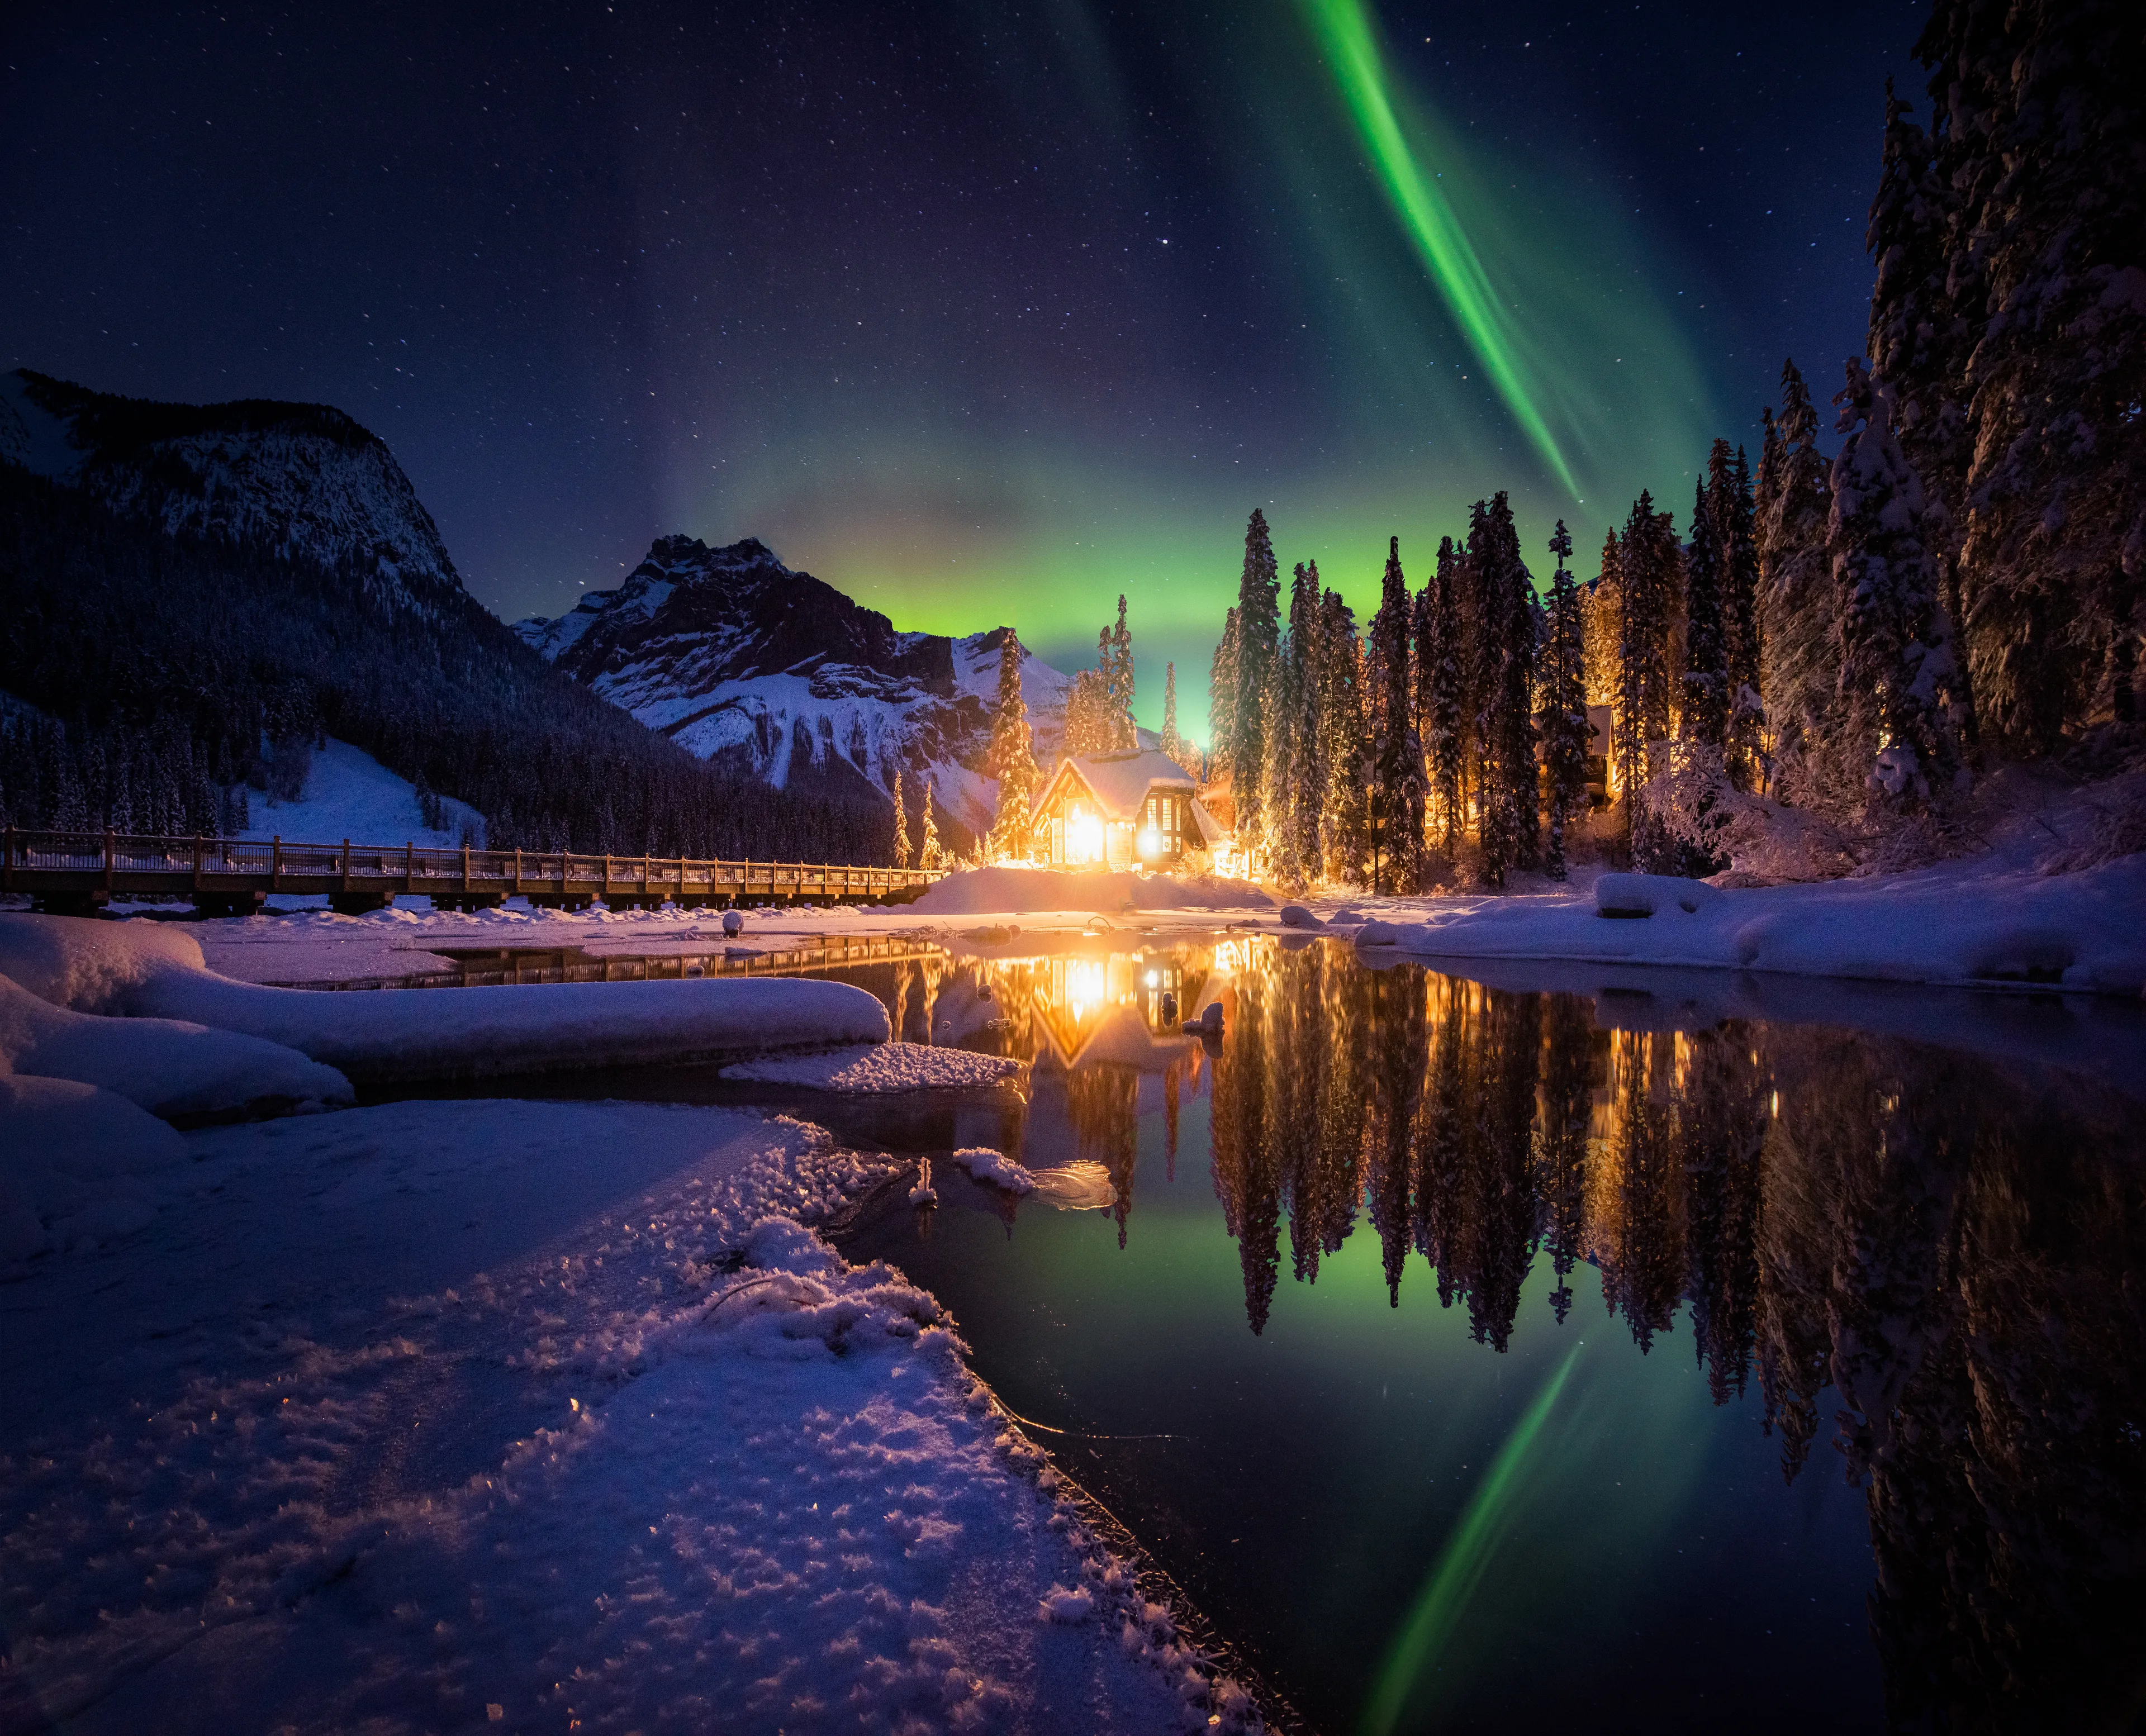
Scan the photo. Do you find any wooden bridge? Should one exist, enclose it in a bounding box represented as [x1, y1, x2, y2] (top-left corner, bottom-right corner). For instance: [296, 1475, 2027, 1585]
[1, 829, 948, 917]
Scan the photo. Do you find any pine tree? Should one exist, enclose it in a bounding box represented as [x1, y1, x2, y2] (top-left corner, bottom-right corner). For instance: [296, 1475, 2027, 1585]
[1159, 662, 1189, 768]
[1711, 441, 1765, 787]
[1615, 491, 1678, 863]
[1912, 1, 2142, 741]
[1367, 536, 1427, 892]
[1103, 594, 1137, 751]
[1232, 510, 1282, 860]
[1682, 474, 1730, 749]
[1263, 561, 1322, 888]
[1317, 589, 1368, 883]
[918, 777, 944, 869]
[1539, 521, 1590, 882]
[983, 629, 1041, 859]
[891, 765, 911, 867]
[1062, 668, 1114, 758]
[1419, 536, 1465, 854]
[1208, 606, 1240, 778]
[1827, 359, 1963, 815]
[1758, 361, 1841, 811]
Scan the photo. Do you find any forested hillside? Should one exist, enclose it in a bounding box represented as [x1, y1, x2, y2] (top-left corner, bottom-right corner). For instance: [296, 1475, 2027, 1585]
[0, 463, 889, 860]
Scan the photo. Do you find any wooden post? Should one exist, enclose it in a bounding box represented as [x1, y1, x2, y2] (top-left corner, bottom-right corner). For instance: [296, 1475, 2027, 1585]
[405, 840, 415, 892]
[272, 836, 282, 891]
[341, 838, 352, 892]
[3, 825, 13, 895]
[193, 834, 204, 891]
[462, 843, 471, 893]
[104, 829, 115, 893]
[514, 847, 523, 894]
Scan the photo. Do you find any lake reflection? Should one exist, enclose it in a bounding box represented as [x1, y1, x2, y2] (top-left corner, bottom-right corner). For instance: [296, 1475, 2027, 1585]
[839, 935, 2146, 1735]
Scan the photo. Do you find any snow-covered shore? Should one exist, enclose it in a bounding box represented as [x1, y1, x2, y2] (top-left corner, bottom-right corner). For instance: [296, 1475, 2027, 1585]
[2, 1102, 1240, 1733]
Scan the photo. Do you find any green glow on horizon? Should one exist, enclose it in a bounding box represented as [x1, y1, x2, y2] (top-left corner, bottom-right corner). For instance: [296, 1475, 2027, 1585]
[1300, 0, 1579, 497]
[1360, 1342, 1584, 1735]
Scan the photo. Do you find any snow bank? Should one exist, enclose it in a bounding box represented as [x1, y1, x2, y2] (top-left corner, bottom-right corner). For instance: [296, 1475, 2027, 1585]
[1361, 853, 2146, 995]
[0, 914, 893, 1081]
[911, 864, 1271, 916]
[1, 1097, 1243, 1732]
[0, 913, 206, 1013]
[948, 1144, 1036, 1193]
[0, 974, 350, 1120]
[0, 1073, 187, 1262]
[724, 1041, 1025, 1094]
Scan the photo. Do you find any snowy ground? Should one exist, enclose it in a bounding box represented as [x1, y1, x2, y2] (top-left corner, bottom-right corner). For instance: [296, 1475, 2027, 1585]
[1, 1100, 1246, 1734]
[235, 737, 486, 849]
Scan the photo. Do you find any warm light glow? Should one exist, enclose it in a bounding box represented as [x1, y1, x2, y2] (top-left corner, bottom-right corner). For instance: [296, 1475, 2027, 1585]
[1145, 971, 1159, 987]
[1137, 827, 1162, 857]
[1071, 814, 1105, 863]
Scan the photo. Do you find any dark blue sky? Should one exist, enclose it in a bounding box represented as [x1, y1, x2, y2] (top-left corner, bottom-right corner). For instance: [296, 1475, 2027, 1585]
[2, 2, 1923, 727]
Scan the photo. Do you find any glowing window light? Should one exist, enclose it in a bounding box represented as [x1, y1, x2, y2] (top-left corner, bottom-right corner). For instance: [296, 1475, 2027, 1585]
[1145, 971, 1159, 987]
[1071, 813, 1105, 863]
[1138, 827, 1163, 858]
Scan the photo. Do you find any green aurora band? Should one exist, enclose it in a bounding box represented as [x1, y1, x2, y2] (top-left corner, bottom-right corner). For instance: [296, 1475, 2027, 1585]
[1299, 0, 1579, 498]
[1360, 1342, 1584, 1735]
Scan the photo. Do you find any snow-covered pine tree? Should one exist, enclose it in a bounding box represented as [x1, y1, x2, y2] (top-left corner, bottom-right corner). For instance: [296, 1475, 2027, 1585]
[1917, 0, 2143, 743]
[891, 765, 910, 867]
[1233, 510, 1282, 859]
[1286, 560, 1326, 883]
[1159, 662, 1188, 768]
[1262, 564, 1312, 888]
[1682, 474, 1730, 750]
[919, 777, 944, 869]
[1827, 359, 1963, 817]
[1207, 606, 1240, 776]
[1458, 499, 1498, 848]
[1317, 588, 1368, 883]
[1539, 521, 1590, 881]
[1583, 528, 1622, 711]
[1710, 440, 1765, 787]
[1758, 361, 1841, 811]
[1103, 595, 1137, 752]
[1368, 536, 1427, 892]
[1419, 536, 1465, 854]
[1615, 491, 1678, 864]
[1062, 669, 1114, 758]
[1489, 494, 1540, 873]
[982, 629, 1041, 860]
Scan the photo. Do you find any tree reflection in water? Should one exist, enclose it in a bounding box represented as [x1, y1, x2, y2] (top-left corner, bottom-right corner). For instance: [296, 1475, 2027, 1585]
[1187, 938, 2145, 1733]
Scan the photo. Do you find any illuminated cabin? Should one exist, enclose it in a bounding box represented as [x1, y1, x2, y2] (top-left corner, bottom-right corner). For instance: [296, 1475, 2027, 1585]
[1029, 749, 1223, 869]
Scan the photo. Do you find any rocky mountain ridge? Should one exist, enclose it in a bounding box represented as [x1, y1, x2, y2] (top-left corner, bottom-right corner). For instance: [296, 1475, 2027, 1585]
[1, 369, 464, 620]
[516, 536, 1080, 834]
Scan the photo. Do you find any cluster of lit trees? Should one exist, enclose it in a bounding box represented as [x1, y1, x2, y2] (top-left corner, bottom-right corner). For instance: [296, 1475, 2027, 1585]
[1202, 0, 2138, 890]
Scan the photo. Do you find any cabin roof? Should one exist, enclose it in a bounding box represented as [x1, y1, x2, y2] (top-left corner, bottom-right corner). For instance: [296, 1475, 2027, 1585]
[1032, 750, 1199, 822]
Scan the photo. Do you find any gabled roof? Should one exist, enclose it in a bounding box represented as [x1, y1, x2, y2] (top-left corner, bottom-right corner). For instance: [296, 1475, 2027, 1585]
[1031, 750, 1199, 821]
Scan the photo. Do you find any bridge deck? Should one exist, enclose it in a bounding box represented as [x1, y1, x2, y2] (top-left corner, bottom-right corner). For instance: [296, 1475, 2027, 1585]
[2, 829, 947, 913]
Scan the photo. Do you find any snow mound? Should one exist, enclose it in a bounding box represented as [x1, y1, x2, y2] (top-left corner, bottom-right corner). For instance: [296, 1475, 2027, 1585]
[0, 914, 205, 1014]
[910, 865, 1271, 916]
[0, 974, 351, 1121]
[948, 1145, 1036, 1194]
[1594, 873, 1724, 917]
[0, 1073, 187, 1262]
[724, 1041, 1025, 1093]
[1364, 852, 2146, 995]
[1277, 903, 1320, 929]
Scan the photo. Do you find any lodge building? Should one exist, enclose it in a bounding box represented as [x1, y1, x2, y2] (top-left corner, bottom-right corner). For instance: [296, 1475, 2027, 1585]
[1028, 749, 1225, 870]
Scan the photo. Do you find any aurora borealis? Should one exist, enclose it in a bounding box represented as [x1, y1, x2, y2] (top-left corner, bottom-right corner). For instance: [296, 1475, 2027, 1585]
[4, 2, 1916, 733]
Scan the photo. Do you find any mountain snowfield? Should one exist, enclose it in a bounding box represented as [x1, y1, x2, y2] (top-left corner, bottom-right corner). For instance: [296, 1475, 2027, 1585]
[516, 535, 1086, 837]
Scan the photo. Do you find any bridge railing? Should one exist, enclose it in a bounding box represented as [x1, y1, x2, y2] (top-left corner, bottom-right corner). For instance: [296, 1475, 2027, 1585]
[1, 829, 949, 897]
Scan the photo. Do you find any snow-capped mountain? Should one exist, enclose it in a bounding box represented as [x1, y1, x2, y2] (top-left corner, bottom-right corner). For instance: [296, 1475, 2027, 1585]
[1, 369, 464, 618]
[515, 536, 1077, 834]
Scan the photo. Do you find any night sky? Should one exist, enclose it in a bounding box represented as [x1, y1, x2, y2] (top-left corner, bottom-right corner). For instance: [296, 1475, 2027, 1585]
[3, 2, 1922, 734]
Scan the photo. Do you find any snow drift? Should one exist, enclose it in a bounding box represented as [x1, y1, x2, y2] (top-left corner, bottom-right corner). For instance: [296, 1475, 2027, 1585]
[909, 865, 1271, 916]
[0, 913, 892, 1081]
[1352, 853, 2146, 995]
[724, 1041, 1025, 1094]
